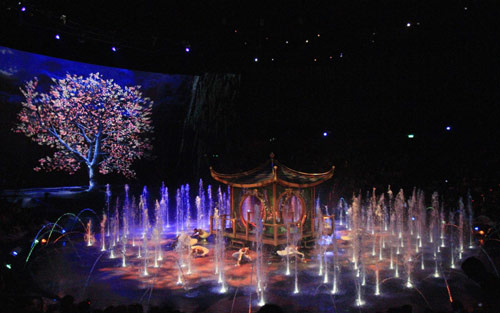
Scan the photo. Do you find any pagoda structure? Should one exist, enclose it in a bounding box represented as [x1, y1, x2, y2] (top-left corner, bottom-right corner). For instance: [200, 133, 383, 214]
[210, 153, 335, 246]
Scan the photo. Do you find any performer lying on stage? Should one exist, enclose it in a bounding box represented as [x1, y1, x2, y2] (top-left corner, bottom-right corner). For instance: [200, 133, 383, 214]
[191, 245, 209, 257]
[232, 247, 252, 266]
[277, 245, 305, 261]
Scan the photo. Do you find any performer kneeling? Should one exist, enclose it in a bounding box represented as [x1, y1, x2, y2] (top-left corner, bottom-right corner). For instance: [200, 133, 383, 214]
[232, 247, 252, 266]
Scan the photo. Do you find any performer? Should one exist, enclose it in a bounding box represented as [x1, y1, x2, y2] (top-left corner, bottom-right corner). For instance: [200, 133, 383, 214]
[277, 245, 305, 261]
[192, 228, 211, 241]
[173, 231, 198, 250]
[191, 245, 209, 257]
[232, 247, 252, 266]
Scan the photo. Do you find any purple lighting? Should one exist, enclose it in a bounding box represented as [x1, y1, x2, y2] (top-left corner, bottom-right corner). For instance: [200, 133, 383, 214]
[111, 46, 117, 52]
[55, 34, 61, 40]
[21, 6, 26, 12]
[185, 47, 190, 52]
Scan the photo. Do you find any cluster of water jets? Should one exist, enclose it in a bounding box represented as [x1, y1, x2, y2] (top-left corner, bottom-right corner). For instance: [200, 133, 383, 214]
[31, 180, 478, 309]
[323, 186, 475, 306]
[82, 180, 231, 290]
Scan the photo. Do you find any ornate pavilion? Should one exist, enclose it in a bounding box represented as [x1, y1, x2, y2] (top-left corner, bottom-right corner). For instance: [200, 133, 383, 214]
[210, 154, 335, 247]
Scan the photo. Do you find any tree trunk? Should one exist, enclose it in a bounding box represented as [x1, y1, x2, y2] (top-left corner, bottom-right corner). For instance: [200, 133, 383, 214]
[87, 164, 98, 192]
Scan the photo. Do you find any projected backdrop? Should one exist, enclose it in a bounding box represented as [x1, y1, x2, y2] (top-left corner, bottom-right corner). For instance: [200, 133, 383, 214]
[0, 47, 194, 188]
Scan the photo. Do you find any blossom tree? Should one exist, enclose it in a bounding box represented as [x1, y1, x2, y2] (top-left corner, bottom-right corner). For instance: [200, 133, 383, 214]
[14, 73, 154, 191]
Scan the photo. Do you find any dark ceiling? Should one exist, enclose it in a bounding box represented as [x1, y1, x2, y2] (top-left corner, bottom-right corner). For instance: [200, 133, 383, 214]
[2, 1, 500, 74]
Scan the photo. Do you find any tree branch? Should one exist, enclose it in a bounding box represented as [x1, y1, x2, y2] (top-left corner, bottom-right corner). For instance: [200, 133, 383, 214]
[74, 122, 93, 143]
[48, 126, 88, 163]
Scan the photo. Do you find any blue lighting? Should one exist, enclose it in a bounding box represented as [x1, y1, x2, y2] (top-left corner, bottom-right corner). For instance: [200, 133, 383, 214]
[11, 251, 18, 256]
[62, 242, 66, 247]
[111, 46, 117, 52]
[411, 217, 415, 221]
[185, 47, 190, 53]
[254, 57, 259, 62]
[61, 229, 66, 234]
[21, 7, 26, 12]
[55, 34, 61, 40]
[445, 126, 451, 131]
[474, 226, 479, 231]
[323, 132, 328, 137]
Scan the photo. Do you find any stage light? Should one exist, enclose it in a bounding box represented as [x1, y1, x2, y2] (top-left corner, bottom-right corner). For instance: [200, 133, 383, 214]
[185, 47, 190, 53]
[55, 34, 61, 40]
[323, 132, 328, 137]
[11, 251, 18, 256]
[407, 22, 411, 27]
[61, 229, 66, 234]
[408, 134, 414, 139]
[411, 217, 415, 221]
[254, 57, 258, 62]
[445, 126, 451, 131]
[474, 227, 479, 231]
[21, 6, 26, 12]
[479, 230, 485, 235]
[285, 40, 289, 44]
[317, 33, 321, 37]
[111, 46, 117, 52]
[41, 238, 47, 244]
[5, 264, 11, 270]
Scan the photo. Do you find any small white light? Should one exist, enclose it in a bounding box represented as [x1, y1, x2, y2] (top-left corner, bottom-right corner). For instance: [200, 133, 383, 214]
[407, 22, 411, 27]
[254, 57, 258, 62]
[445, 126, 451, 131]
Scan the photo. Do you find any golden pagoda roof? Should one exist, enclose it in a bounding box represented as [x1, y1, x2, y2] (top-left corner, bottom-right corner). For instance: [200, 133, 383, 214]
[210, 155, 334, 188]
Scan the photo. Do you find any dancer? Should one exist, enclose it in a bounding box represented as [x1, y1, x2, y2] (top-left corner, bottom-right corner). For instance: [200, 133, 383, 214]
[232, 247, 252, 266]
[192, 228, 211, 241]
[277, 245, 305, 261]
[191, 245, 209, 257]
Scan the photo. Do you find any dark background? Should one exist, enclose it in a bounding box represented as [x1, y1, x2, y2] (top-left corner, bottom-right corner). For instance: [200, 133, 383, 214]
[0, 1, 499, 205]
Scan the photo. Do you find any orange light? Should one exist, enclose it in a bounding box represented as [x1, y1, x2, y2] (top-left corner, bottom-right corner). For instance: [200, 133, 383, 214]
[479, 230, 485, 235]
[41, 238, 47, 244]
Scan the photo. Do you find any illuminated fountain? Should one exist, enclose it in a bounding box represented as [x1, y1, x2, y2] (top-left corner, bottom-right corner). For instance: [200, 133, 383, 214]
[22, 174, 481, 313]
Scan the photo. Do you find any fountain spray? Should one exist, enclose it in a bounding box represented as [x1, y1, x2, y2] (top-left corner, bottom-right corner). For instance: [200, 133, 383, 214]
[105, 184, 111, 236]
[467, 192, 474, 248]
[100, 214, 106, 251]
